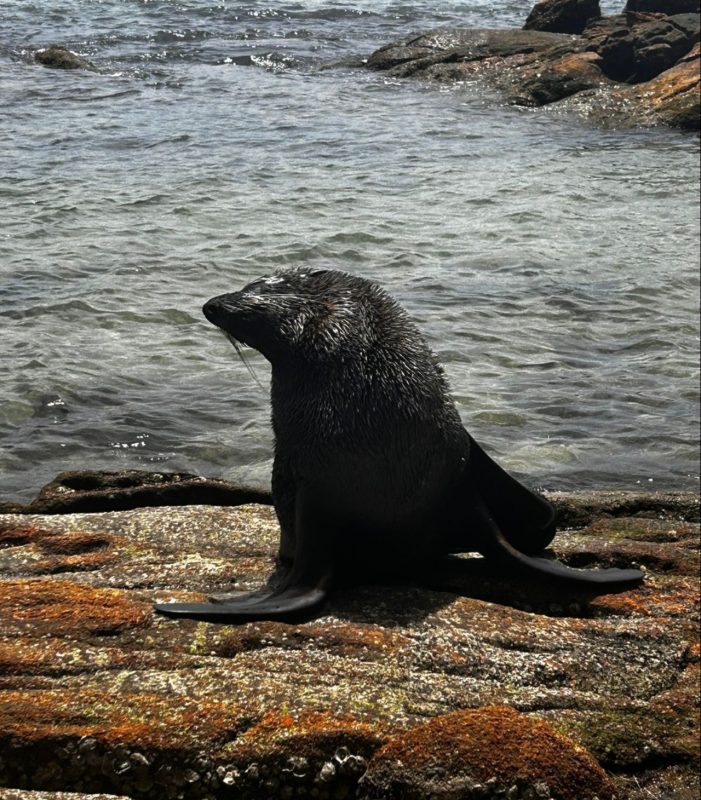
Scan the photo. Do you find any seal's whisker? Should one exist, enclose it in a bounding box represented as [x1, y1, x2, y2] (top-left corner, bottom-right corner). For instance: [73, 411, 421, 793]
[226, 333, 263, 388]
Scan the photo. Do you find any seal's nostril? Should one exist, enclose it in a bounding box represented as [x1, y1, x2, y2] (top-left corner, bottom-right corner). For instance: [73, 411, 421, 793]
[202, 300, 218, 322]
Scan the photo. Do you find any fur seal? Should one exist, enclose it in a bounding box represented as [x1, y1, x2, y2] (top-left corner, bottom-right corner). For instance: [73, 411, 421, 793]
[155, 268, 643, 623]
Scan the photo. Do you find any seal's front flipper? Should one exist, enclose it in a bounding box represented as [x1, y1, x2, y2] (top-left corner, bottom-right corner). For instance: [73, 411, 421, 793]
[154, 586, 327, 624]
[155, 487, 335, 624]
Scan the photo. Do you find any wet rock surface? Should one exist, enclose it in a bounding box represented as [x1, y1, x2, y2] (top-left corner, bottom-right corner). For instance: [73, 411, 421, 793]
[365, 1, 700, 130]
[582, 12, 700, 82]
[0, 470, 272, 516]
[0, 484, 698, 799]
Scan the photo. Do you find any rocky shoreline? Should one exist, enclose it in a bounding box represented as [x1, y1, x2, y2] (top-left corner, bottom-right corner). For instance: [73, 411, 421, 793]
[0, 471, 698, 799]
[31, 0, 700, 132]
[364, 0, 700, 130]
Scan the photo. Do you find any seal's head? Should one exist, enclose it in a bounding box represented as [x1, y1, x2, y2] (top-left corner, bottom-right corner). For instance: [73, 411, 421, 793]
[203, 267, 400, 365]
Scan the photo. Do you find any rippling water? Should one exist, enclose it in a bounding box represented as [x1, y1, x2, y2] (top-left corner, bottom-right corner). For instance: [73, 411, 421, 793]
[1, 1, 699, 502]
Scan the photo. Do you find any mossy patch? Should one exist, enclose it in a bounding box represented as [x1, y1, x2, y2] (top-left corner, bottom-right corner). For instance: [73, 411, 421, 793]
[0, 638, 127, 678]
[0, 523, 52, 547]
[358, 706, 616, 800]
[0, 524, 122, 575]
[585, 517, 699, 544]
[553, 707, 700, 769]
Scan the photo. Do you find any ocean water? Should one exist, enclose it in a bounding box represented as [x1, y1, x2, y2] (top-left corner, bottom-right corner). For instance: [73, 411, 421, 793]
[1, 1, 699, 503]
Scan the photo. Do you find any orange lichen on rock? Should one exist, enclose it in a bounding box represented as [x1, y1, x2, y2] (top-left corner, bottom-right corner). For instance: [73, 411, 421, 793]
[0, 524, 55, 547]
[0, 579, 152, 635]
[359, 706, 616, 800]
[222, 709, 386, 764]
[591, 578, 700, 618]
[38, 531, 115, 555]
[217, 620, 411, 659]
[0, 638, 111, 677]
[0, 689, 250, 753]
[614, 42, 700, 128]
[685, 640, 700, 663]
[29, 551, 119, 575]
[0, 524, 116, 553]
[1, 525, 121, 575]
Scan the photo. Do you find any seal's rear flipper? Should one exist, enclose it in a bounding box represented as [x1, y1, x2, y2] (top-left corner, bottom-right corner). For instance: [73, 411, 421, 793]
[501, 554, 644, 593]
[154, 587, 327, 624]
[463, 481, 644, 594]
[467, 436, 556, 554]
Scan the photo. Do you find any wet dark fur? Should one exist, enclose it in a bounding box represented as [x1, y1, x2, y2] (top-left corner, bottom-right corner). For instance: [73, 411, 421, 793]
[155, 268, 643, 623]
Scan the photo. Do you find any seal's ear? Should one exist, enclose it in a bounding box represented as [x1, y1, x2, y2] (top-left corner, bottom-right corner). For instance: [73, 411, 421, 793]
[281, 305, 315, 348]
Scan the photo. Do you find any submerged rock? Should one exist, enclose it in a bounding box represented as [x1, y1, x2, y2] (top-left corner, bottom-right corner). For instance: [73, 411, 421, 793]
[34, 46, 94, 71]
[524, 0, 602, 35]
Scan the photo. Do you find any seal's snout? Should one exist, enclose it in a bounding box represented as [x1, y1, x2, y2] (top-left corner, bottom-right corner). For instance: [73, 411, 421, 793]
[203, 294, 238, 328]
[202, 298, 220, 324]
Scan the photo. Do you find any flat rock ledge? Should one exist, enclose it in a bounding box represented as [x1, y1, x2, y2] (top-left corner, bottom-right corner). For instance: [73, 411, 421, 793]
[0, 486, 698, 800]
[365, 7, 700, 130]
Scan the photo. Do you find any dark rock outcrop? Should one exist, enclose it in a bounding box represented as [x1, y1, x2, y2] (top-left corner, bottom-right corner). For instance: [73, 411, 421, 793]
[524, 0, 602, 35]
[366, 28, 577, 75]
[561, 40, 701, 129]
[612, 41, 701, 128]
[34, 46, 94, 70]
[512, 50, 610, 105]
[582, 12, 701, 82]
[0, 470, 272, 515]
[365, 0, 701, 130]
[0, 490, 698, 798]
[625, 0, 700, 12]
